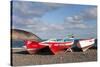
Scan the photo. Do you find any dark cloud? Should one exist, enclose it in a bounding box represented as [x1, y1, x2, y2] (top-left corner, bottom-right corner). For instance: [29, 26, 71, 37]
[12, 1, 64, 17]
[81, 7, 97, 20]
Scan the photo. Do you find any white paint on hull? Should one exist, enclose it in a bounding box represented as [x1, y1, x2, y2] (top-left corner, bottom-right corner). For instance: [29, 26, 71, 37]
[79, 38, 95, 48]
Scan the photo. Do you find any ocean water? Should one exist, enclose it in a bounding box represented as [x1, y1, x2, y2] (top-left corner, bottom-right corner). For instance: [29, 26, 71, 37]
[12, 40, 24, 48]
[11, 39, 97, 48]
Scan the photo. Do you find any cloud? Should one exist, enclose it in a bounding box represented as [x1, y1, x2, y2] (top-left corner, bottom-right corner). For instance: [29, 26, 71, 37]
[64, 7, 97, 29]
[13, 2, 45, 17]
[65, 15, 83, 24]
[13, 15, 63, 32]
[25, 19, 64, 32]
[64, 15, 87, 29]
[43, 2, 65, 10]
[81, 7, 97, 20]
[12, 1, 64, 17]
[13, 1, 95, 30]
[12, 2, 97, 38]
[66, 7, 97, 21]
[12, 1, 65, 31]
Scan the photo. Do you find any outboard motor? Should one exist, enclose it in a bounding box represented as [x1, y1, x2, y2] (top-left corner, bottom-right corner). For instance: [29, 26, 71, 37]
[71, 39, 82, 51]
[92, 39, 97, 49]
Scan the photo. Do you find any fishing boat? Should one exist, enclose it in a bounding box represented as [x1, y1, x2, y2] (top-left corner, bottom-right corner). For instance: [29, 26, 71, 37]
[24, 34, 95, 54]
[79, 38, 95, 51]
[24, 39, 74, 54]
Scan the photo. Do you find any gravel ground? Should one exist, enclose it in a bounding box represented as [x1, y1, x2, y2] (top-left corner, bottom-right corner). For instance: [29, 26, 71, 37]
[11, 48, 97, 66]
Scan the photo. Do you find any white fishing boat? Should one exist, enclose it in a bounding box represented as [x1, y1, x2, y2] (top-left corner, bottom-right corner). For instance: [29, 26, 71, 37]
[78, 38, 95, 51]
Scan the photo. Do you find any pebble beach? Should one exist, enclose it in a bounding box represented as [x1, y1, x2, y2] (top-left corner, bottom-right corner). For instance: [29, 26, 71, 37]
[11, 48, 97, 66]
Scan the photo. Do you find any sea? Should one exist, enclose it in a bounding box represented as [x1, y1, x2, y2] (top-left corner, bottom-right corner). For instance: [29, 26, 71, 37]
[11, 39, 97, 48]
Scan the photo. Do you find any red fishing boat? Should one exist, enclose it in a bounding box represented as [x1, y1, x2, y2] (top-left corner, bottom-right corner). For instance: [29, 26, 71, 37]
[24, 39, 74, 54]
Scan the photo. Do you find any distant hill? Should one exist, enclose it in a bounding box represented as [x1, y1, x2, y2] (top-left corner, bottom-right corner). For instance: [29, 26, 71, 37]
[11, 29, 42, 42]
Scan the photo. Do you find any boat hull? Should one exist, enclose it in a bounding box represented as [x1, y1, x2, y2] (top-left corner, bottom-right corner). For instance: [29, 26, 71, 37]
[24, 38, 95, 54]
[24, 40, 73, 54]
[79, 38, 95, 51]
[24, 40, 46, 54]
[48, 42, 73, 54]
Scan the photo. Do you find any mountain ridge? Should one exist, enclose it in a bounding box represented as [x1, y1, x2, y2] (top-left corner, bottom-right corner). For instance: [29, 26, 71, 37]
[11, 29, 42, 42]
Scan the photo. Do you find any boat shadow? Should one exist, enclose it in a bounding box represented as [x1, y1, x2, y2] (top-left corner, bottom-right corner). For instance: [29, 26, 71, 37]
[36, 47, 54, 55]
[13, 51, 29, 55]
[13, 46, 97, 55]
[13, 47, 54, 55]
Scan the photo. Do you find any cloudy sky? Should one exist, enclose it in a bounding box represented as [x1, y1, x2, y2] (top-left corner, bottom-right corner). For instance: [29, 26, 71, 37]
[12, 1, 97, 39]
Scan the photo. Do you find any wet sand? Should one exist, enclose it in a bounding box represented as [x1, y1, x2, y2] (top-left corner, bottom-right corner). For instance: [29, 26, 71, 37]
[11, 48, 97, 66]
